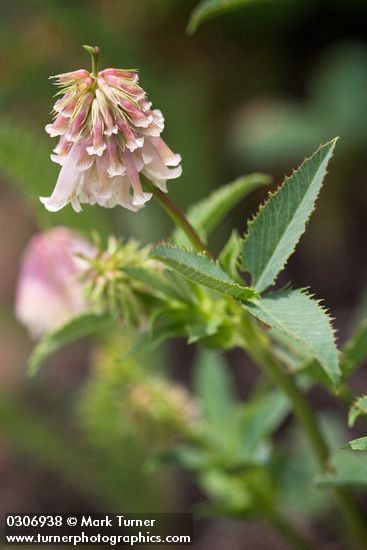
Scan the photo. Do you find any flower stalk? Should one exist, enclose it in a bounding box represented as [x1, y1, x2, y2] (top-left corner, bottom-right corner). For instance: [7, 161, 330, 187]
[142, 176, 213, 258]
[83, 44, 101, 77]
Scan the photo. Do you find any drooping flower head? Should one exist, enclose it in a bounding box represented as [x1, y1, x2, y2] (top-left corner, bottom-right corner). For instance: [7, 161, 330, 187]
[41, 45, 182, 213]
[15, 227, 94, 339]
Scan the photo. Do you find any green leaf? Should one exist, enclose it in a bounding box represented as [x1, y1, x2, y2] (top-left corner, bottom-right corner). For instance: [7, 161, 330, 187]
[152, 245, 256, 301]
[348, 395, 367, 428]
[122, 266, 187, 303]
[340, 320, 367, 375]
[174, 173, 271, 247]
[199, 468, 253, 515]
[270, 328, 310, 366]
[295, 359, 336, 390]
[193, 349, 236, 427]
[315, 449, 367, 488]
[343, 436, 367, 451]
[270, 330, 335, 389]
[239, 389, 289, 454]
[218, 230, 242, 280]
[242, 140, 337, 293]
[28, 312, 111, 376]
[243, 289, 340, 384]
[149, 308, 187, 344]
[188, 0, 256, 34]
[187, 319, 221, 344]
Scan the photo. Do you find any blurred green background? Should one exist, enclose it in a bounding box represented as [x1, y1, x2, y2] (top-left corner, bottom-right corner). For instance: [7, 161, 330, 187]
[1, 0, 367, 548]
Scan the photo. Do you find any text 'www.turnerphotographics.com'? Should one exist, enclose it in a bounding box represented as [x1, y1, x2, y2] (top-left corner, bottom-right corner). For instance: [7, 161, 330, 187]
[3, 514, 193, 546]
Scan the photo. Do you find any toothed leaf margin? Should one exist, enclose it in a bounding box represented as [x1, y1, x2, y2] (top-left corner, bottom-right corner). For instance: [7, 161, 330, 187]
[151, 245, 256, 301]
[242, 140, 337, 293]
[243, 288, 340, 384]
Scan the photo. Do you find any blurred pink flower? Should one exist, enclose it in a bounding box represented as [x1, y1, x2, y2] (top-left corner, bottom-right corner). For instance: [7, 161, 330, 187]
[41, 65, 182, 213]
[15, 227, 94, 340]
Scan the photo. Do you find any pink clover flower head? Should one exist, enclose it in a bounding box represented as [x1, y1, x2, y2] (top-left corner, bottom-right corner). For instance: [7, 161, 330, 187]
[41, 49, 182, 213]
[15, 227, 94, 340]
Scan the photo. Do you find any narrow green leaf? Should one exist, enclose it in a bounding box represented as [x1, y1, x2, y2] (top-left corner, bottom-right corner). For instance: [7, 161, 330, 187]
[122, 266, 187, 303]
[295, 359, 336, 390]
[348, 395, 367, 427]
[187, 319, 221, 344]
[193, 349, 236, 427]
[218, 230, 242, 280]
[149, 312, 186, 344]
[341, 320, 367, 374]
[28, 312, 111, 376]
[239, 389, 289, 454]
[242, 140, 337, 293]
[343, 436, 367, 451]
[188, 0, 256, 34]
[174, 173, 271, 247]
[316, 449, 367, 487]
[243, 289, 340, 384]
[152, 245, 256, 301]
[270, 330, 335, 389]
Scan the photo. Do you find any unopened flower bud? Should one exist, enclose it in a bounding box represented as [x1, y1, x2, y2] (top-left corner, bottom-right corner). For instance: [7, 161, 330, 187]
[15, 227, 94, 339]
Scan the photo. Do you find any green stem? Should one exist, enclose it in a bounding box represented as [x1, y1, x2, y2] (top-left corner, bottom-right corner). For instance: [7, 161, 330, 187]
[83, 44, 101, 77]
[241, 316, 367, 549]
[147, 187, 367, 547]
[142, 177, 213, 258]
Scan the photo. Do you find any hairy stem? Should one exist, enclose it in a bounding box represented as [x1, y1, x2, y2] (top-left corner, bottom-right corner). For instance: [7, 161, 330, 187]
[142, 178, 213, 258]
[241, 316, 367, 549]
